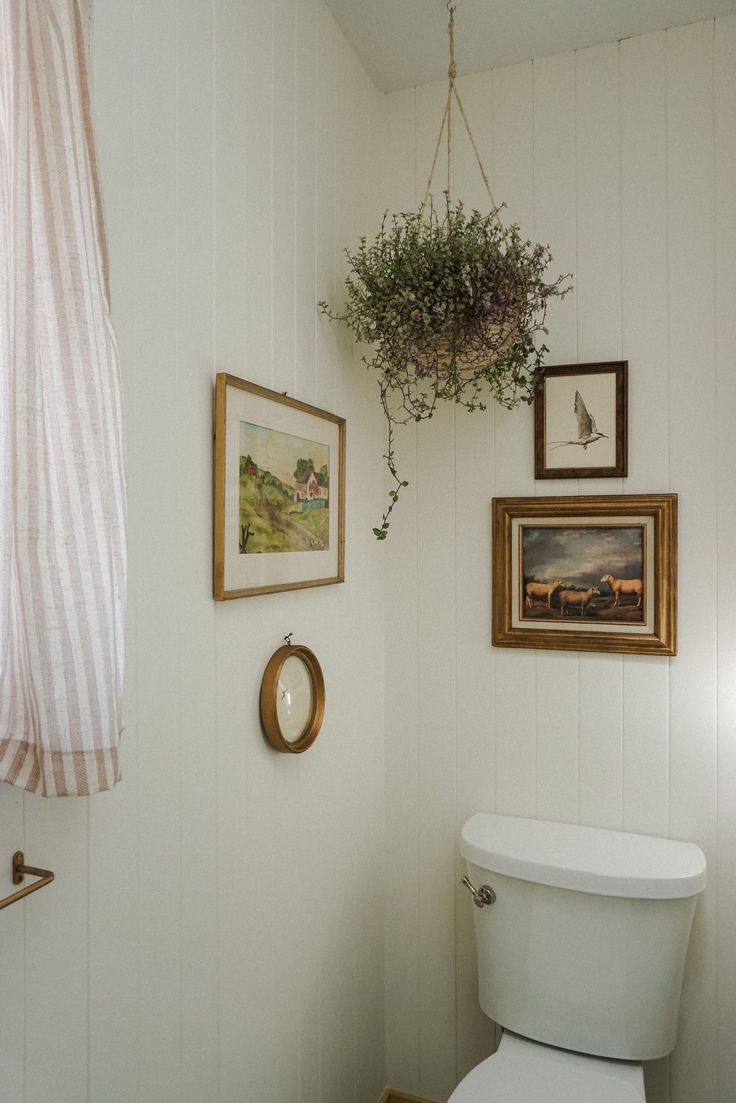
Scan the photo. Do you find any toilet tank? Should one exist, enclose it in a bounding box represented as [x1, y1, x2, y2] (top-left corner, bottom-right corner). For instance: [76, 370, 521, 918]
[460, 814, 706, 1061]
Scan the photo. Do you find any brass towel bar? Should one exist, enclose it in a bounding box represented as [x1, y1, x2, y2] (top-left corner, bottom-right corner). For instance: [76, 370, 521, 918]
[0, 851, 55, 911]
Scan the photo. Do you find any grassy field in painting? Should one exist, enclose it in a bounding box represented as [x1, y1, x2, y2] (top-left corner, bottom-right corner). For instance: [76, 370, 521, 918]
[522, 595, 644, 624]
[239, 473, 328, 554]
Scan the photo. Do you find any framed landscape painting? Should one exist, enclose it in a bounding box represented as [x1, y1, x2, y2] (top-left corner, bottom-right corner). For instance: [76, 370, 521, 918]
[492, 494, 677, 655]
[214, 374, 345, 599]
[535, 361, 628, 479]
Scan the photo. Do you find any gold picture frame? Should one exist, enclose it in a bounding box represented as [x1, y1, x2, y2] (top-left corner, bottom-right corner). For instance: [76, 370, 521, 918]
[492, 494, 677, 655]
[259, 643, 326, 754]
[214, 374, 345, 599]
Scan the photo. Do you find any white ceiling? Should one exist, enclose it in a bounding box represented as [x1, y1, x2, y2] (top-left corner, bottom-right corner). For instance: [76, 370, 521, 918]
[324, 0, 736, 92]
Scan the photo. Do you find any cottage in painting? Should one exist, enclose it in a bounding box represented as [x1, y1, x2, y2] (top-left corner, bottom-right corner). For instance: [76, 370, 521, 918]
[293, 469, 329, 507]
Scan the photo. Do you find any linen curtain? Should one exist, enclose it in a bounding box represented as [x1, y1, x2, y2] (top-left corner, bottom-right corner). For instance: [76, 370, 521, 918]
[0, 0, 126, 796]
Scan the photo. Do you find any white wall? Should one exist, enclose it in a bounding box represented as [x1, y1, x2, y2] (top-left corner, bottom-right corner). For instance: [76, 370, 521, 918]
[0, 3, 386, 1102]
[383, 15, 736, 1103]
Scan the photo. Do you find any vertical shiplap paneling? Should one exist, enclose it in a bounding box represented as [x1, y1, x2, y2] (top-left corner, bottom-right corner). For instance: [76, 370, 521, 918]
[347, 65, 388, 1103]
[294, 0, 318, 404]
[268, 7, 303, 1103]
[532, 51, 581, 826]
[294, 702, 323, 1103]
[214, 0, 299, 1096]
[131, 2, 183, 1099]
[666, 21, 720, 1103]
[619, 30, 671, 843]
[0, 786, 24, 1100]
[293, 8, 322, 1096]
[272, 0, 297, 396]
[414, 79, 459, 1103]
[531, 52, 578, 372]
[451, 67, 499, 1086]
[453, 391, 496, 1087]
[314, 4, 338, 410]
[330, 28, 364, 1103]
[212, 8, 265, 1097]
[620, 35, 672, 1101]
[88, 1, 140, 1099]
[382, 19, 734, 1103]
[213, 0, 248, 376]
[264, 754, 301, 1103]
[382, 85, 422, 1098]
[619, 30, 670, 501]
[215, 609, 288, 1103]
[313, 13, 344, 1103]
[217, 4, 299, 1103]
[242, 0, 275, 384]
[6, 10, 734, 1103]
[88, 781, 140, 1103]
[491, 62, 537, 819]
[574, 42, 624, 831]
[23, 798, 89, 1103]
[715, 18, 736, 1102]
[175, 2, 220, 1100]
[295, 75, 334, 1103]
[3, 5, 387, 1103]
[573, 42, 623, 373]
[317, 23, 357, 1103]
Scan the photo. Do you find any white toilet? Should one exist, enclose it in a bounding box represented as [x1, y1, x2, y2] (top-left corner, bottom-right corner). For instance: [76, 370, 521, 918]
[452, 813, 707, 1102]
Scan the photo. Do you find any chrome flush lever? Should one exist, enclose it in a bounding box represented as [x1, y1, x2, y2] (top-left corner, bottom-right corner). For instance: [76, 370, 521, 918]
[461, 875, 496, 908]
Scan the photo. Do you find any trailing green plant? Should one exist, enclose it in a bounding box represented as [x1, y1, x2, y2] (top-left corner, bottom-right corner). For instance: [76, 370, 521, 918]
[319, 197, 571, 539]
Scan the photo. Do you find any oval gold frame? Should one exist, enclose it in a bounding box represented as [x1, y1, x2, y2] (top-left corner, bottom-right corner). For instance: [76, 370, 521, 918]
[259, 644, 325, 754]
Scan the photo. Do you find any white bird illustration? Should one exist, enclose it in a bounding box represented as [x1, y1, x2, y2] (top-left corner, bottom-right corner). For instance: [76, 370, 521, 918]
[549, 390, 608, 450]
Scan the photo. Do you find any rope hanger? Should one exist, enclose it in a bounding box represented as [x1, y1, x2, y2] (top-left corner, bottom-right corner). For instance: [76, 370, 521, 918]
[418, 1, 499, 219]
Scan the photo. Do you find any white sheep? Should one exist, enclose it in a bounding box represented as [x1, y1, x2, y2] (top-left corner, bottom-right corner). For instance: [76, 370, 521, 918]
[559, 587, 600, 616]
[525, 578, 565, 609]
[600, 574, 643, 609]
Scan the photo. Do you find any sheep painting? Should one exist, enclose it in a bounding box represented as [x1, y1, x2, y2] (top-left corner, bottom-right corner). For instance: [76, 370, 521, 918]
[559, 587, 601, 616]
[525, 579, 565, 609]
[599, 574, 643, 609]
[521, 523, 645, 625]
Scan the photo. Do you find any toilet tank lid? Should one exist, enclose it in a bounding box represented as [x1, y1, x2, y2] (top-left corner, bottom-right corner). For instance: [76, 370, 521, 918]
[460, 814, 707, 899]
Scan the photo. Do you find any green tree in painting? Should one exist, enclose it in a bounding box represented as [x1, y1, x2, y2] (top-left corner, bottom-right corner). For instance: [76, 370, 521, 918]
[293, 457, 315, 482]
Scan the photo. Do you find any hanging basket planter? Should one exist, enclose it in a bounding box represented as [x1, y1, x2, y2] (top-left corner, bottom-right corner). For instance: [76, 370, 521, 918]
[387, 211, 528, 382]
[319, 4, 572, 539]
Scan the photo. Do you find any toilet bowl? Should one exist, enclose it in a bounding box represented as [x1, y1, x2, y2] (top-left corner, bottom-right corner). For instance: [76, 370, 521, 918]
[448, 1032, 646, 1102]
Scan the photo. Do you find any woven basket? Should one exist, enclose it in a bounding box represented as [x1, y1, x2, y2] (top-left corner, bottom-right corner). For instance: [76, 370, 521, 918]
[405, 322, 520, 379]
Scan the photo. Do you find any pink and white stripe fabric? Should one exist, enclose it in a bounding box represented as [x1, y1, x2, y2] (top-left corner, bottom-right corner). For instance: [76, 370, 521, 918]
[0, 0, 126, 796]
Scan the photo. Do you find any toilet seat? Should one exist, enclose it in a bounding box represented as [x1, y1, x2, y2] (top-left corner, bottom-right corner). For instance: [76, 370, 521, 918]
[448, 1032, 647, 1103]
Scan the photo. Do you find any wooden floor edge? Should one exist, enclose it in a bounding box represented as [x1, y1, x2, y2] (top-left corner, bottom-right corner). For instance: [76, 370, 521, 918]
[378, 1090, 439, 1103]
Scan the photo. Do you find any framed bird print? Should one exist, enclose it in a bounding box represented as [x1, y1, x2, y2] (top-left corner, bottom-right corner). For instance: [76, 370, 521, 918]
[534, 362, 627, 479]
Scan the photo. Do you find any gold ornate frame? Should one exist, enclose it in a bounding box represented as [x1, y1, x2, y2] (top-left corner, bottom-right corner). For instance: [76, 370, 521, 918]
[492, 494, 677, 656]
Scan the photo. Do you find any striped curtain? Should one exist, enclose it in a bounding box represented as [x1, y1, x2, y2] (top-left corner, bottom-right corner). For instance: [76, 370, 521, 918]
[0, 0, 126, 796]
